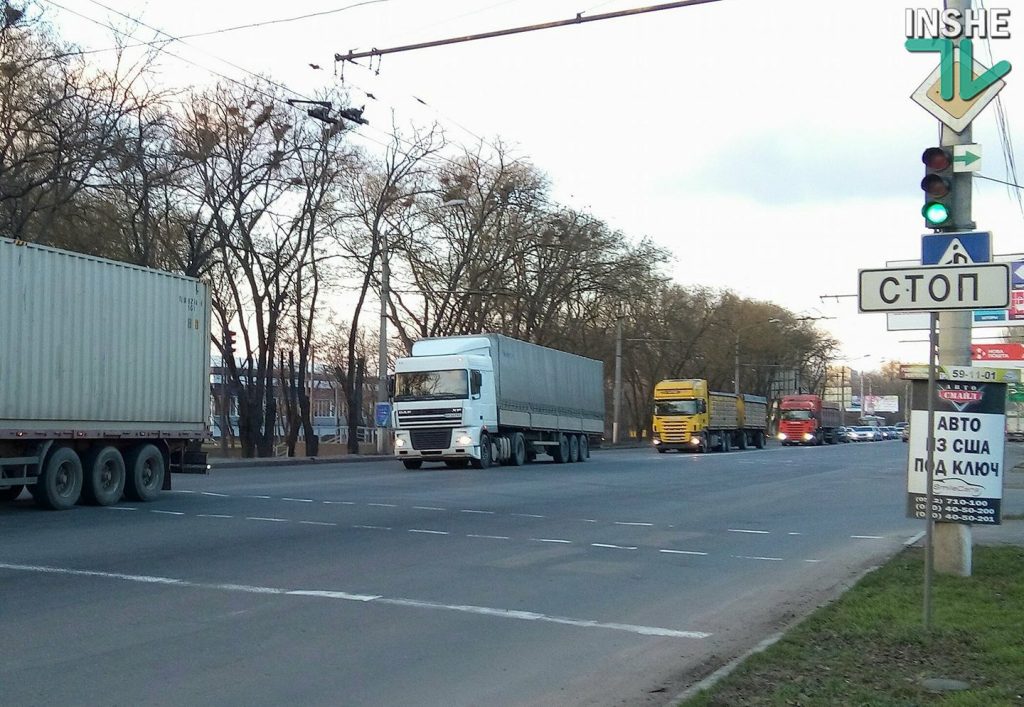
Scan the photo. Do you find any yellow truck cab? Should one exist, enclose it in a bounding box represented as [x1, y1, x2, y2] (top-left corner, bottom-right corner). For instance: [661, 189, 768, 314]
[652, 379, 767, 453]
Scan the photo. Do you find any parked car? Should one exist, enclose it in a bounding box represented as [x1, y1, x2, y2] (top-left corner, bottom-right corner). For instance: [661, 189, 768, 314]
[901, 425, 910, 442]
[883, 426, 899, 440]
[849, 426, 878, 442]
[834, 426, 853, 443]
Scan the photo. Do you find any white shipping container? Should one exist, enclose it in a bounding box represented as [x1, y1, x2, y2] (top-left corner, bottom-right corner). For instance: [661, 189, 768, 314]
[0, 239, 211, 435]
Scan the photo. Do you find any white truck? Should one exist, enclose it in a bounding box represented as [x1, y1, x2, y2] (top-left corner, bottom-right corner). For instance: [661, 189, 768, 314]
[391, 334, 605, 469]
[0, 239, 211, 509]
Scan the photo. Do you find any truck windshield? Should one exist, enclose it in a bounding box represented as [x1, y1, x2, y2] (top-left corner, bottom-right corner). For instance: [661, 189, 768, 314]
[781, 410, 813, 421]
[655, 400, 699, 416]
[394, 370, 468, 401]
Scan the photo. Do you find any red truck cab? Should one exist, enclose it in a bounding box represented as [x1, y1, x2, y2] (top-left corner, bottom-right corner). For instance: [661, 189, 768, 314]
[777, 394, 842, 446]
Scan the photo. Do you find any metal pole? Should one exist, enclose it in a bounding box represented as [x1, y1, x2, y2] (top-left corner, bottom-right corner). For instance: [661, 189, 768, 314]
[933, 0, 975, 576]
[612, 313, 623, 444]
[734, 334, 740, 396]
[377, 230, 389, 454]
[924, 312, 939, 629]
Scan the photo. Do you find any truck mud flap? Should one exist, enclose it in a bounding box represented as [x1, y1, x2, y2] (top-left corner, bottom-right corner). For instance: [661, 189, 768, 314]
[170, 450, 210, 475]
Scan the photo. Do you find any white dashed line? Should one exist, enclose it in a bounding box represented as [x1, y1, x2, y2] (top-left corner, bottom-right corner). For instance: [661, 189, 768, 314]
[105, 506, 137, 511]
[201, 492, 228, 497]
[282, 498, 314, 503]
[727, 528, 770, 535]
[532, 538, 572, 544]
[246, 495, 271, 500]
[466, 534, 510, 540]
[804, 559, 823, 563]
[413, 506, 446, 511]
[460, 509, 495, 515]
[788, 532, 803, 536]
[409, 529, 449, 535]
[198, 514, 233, 519]
[513, 513, 545, 519]
[353, 525, 391, 531]
[323, 500, 355, 505]
[151, 510, 184, 516]
[367, 503, 398, 508]
[578, 519, 599, 523]
[851, 535, 884, 539]
[659, 549, 708, 556]
[733, 555, 784, 562]
[591, 543, 637, 550]
[246, 517, 289, 523]
[299, 521, 337, 527]
[172, 490, 196, 494]
[614, 522, 654, 527]
[1, 564, 709, 640]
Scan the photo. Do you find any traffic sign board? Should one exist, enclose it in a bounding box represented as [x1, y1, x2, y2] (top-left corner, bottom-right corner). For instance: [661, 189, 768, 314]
[910, 48, 1007, 133]
[375, 402, 392, 427]
[859, 263, 1010, 313]
[952, 144, 982, 173]
[922, 231, 990, 265]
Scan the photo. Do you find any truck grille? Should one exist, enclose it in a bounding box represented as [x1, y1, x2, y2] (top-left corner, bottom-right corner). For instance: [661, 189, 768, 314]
[410, 428, 454, 450]
[659, 420, 691, 442]
[397, 408, 463, 427]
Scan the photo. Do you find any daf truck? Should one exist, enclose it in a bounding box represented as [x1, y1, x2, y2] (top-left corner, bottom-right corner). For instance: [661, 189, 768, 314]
[391, 334, 604, 469]
[0, 239, 211, 509]
[776, 394, 843, 445]
[651, 379, 767, 453]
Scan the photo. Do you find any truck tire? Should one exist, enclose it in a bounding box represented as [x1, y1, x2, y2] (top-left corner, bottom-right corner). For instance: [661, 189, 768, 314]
[754, 431, 766, 449]
[737, 431, 748, 450]
[471, 433, 492, 469]
[124, 444, 165, 502]
[81, 446, 126, 506]
[0, 485, 24, 501]
[568, 435, 580, 463]
[509, 433, 527, 466]
[579, 435, 589, 461]
[720, 432, 730, 453]
[35, 446, 83, 510]
[551, 434, 569, 464]
[402, 460, 423, 470]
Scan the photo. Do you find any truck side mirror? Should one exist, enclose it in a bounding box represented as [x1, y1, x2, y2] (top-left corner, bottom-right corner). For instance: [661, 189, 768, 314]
[387, 374, 395, 399]
[471, 370, 482, 398]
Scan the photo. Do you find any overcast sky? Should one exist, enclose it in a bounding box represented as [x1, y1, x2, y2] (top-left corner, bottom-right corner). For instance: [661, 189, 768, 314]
[43, 0, 1024, 372]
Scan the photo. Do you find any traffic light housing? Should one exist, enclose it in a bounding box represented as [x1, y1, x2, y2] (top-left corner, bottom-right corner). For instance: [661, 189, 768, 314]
[224, 330, 237, 356]
[921, 147, 954, 230]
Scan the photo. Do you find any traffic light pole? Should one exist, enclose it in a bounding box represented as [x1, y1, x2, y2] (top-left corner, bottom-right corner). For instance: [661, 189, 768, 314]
[934, 0, 974, 577]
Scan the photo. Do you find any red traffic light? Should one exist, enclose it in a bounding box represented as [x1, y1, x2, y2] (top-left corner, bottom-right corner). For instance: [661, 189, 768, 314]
[921, 147, 951, 171]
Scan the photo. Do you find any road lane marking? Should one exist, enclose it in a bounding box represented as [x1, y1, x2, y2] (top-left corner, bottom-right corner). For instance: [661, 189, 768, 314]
[201, 492, 229, 497]
[198, 514, 233, 519]
[409, 529, 449, 535]
[787, 532, 803, 536]
[323, 501, 355, 505]
[0, 562, 709, 640]
[467, 534, 510, 540]
[659, 549, 708, 556]
[532, 538, 572, 544]
[614, 522, 654, 527]
[299, 521, 337, 527]
[851, 535, 884, 539]
[591, 543, 637, 550]
[282, 498, 314, 503]
[513, 513, 545, 519]
[353, 525, 391, 530]
[246, 517, 289, 522]
[460, 509, 495, 515]
[105, 507, 137, 511]
[246, 495, 271, 500]
[151, 510, 185, 516]
[803, 559, 823, 563]
[733, 555, 784, 562]
[413, 506, 446, 511]
[367, 503, 397, 508]
[727, 529, 770, 535]
[172, 490, 196, 494]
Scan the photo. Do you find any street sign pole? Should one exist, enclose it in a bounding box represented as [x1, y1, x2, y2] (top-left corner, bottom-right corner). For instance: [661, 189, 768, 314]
[923, 312, 938, 630]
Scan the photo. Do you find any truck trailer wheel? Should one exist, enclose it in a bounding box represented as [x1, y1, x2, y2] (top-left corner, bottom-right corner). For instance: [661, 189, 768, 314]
[720, 432, 730, 453]
[568, 435, 580, 463]
[737, 432, 748, 450]
[579, 435, 589, 461]
[471, 433, 492, 469]
[551, 434, 570, 464]
[508, 433, 527, 466]
[0, 485, 24, 501]
[754, 432, 766, 449]
[35, 446, 83, 510]
[124, 444, 165, 502]
[81, 446, 126, 506]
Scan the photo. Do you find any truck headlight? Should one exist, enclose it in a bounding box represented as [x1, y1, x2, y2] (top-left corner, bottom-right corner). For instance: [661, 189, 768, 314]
[802, 433, 813, 441]
[690, 437, 701, 445]
[395, 437, 406, 448]
[652, 438, 661, 446]
[777, 433, 787, 441]
[456, 434, 473, 446]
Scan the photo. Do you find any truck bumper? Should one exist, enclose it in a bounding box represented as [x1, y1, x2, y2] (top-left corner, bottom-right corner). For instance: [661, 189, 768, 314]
[393, 427, 483, 462]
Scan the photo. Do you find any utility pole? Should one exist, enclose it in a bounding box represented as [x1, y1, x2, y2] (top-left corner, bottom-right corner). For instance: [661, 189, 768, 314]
[376, 230, 390, 455]
[612, 307, 623, 444]
[733, 334, 740, 396]
[934, 0, 975, 577]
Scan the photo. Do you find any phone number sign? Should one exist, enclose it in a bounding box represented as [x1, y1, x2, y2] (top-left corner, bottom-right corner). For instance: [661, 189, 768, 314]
[906, 378, 1006, 524]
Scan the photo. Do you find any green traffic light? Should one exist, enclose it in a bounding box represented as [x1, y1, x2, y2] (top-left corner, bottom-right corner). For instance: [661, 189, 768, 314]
[923, 201, 950, 226]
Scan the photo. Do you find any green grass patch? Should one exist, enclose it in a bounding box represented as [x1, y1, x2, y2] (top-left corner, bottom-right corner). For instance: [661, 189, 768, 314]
[683, 547, 1024, 706]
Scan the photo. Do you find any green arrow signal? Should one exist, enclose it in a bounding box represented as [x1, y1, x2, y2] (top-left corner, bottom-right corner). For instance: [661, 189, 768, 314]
[954, 150, 981, 167]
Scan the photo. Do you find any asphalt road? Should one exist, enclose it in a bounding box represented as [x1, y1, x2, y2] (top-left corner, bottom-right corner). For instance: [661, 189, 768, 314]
[0, 440, 917, 706]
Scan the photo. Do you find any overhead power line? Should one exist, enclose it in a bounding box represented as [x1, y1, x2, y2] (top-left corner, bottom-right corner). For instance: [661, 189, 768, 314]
[336, 0, 722, 62]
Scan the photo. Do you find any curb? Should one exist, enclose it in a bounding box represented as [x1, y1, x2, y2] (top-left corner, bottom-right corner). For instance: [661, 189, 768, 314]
[209, 455, 393, 469]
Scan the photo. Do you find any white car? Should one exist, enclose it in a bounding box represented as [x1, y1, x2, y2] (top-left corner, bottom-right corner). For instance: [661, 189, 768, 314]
[848, 426, 879, 442]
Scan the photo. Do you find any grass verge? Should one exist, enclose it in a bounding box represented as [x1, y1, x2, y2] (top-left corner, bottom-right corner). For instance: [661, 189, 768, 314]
[682, 546, 1024, 706]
